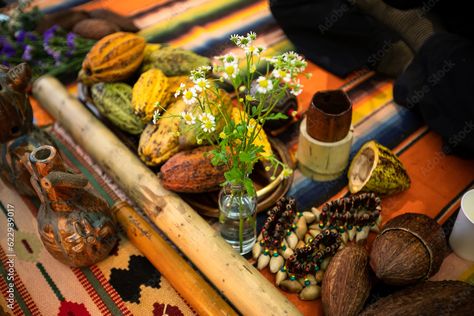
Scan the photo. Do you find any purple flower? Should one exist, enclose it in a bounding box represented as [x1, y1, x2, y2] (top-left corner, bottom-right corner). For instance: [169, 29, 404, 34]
[0, 36, 16, 58]
[26, 33, 38, 41]
[66, 32, 76, 48]
[43, 25, 58, 44]
[66, 32, 76, 56]
[43, 42, 61, 62]
[15, 30, 27, 42]
[22, 45, 33, 61]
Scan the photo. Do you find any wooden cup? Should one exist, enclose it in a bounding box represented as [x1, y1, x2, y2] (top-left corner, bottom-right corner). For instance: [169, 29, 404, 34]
[306, 90, 352, 143]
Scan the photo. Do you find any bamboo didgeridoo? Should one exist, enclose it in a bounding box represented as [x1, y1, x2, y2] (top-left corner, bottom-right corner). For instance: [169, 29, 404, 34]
[111, 201, 237, 316]
[33, 76, 301, 316]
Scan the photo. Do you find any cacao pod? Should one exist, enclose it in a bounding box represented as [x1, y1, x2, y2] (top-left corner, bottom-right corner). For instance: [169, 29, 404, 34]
[143, 43, 162, 62]
[72, 19, 120, 40]
[142, 46, 210, 76]
[89, 9, 139, 32]
[178, 88, 232, 148]
[79, 32, 146, 85]
[138, 99, 190, 166]
[231, 107, 273, 159]
[91, 82, 144, 134]
[160, 146, 228, 193]
[132, 68, 170, 123]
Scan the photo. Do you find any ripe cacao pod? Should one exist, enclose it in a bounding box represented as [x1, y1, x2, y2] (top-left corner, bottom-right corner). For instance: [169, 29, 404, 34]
[89, 9, 139, 32]
[79, 32, 145, 85]
[231, 107, 273, 159]
[132, 68, 170, 123]
[138, 99, 190, 166]
[141, 46, 210, 76]
[91, 82, 144, 134]
[72, 19, 120, 40]
[160, 146, 228, 193]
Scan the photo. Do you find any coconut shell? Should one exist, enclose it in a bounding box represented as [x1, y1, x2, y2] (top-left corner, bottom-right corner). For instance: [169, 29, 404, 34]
[370, 213, 448, 285]
[322, 244, 371, 316]
[360, 281, 474, 316]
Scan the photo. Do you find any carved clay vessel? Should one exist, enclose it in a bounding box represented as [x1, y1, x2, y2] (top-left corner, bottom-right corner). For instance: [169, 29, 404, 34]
[29, 145, 118, 267]
[0, 63, 33, 142]
[0, 63, 53, 196]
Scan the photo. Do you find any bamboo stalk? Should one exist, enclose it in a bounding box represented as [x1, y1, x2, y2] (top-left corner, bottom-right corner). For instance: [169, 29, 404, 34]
[111, 201, 237, 316]
[33, 76, 301, 316]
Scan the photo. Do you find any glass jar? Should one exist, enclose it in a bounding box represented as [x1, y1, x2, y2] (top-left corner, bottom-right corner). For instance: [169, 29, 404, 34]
[218, 182, 257, 255]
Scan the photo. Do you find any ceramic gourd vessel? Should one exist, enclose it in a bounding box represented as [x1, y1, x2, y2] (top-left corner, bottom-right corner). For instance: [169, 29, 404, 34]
[0, 63, 53, 196]
[29, 145, 118, 267]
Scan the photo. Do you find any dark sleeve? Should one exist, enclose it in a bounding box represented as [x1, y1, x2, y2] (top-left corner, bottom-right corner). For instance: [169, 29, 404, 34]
[269, 0, 397, 77]
[393, 33, 474, 157]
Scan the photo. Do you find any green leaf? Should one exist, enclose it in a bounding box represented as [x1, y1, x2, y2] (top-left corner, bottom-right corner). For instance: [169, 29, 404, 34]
[243, 177, 256, 197]
[265, 112, 288, 121]
[238, 151, 252, 164]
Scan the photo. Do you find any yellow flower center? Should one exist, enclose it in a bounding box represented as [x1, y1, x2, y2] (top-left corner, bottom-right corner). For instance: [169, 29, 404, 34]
[225, 65, 235, 76]
[203, 121, 214, 130]
[184, 91, 193, 99]
[259, 79, 268, 88]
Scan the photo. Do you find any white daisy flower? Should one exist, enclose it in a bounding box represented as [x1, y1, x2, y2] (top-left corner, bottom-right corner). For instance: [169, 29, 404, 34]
[193, 77, 210, 92]
[236, 36, 250, 48]
[222, 53, 237, 64]
[181, 111, 196, 125]
[201, 120, 216, 133]
[272, 69, 292, 82]
[256, 76, 273, 94]
[152, 109, 160, 125]
[182, 88, 197, 105]
[230, 34, 240, 44]
[174, 83, 186, 98]
[290, 80, 303, 96]
[247, 31, 257, 41]
[199, 112, 215, 124]
[245, 45, 264, 56]
[223, 62, 239, 79]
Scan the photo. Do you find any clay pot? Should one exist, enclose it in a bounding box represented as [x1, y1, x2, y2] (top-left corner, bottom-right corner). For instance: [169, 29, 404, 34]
[0, 63, 53, 196]
[29, 145, 118, 267]
[370, 213, 448, 285]
[0, 63, 33, 143]
[306, 89, 352, 142]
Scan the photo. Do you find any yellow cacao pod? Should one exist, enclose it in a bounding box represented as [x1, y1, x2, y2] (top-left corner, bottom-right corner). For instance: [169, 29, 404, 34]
[138, 99, 190, 166]
[132, 68, 170, 123]
[231, 107, 273, 159]
[79, 32, 146, 85]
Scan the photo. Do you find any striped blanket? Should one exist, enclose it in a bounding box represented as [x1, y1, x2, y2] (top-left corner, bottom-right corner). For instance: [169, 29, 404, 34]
[2, 0, 474, 315]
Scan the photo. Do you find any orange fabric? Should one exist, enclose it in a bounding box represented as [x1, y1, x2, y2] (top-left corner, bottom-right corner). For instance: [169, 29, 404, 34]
[77, 0, 170, 15]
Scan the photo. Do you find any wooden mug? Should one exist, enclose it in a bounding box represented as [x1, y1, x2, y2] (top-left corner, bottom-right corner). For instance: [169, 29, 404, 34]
[306, 90, 352, 142]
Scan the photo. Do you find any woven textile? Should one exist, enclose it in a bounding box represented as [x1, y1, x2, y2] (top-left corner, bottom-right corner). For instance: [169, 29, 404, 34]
[2, 0, 474, 315]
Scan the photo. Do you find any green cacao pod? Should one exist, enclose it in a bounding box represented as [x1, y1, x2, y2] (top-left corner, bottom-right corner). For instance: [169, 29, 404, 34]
[348, 140, 410, 195]
[91, 82, 145, 135]
[141, 46, 211, 76]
